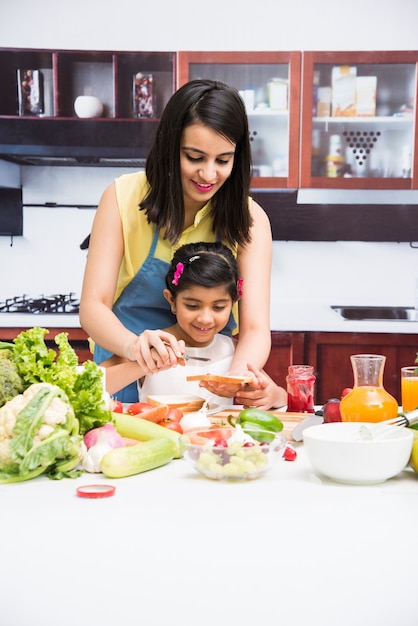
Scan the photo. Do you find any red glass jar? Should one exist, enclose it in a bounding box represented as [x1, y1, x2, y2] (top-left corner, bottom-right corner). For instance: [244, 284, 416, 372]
[286, 365, 316, 413]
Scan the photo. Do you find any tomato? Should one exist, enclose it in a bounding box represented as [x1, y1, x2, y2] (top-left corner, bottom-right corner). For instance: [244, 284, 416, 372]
[110, 399, 123, 413]
[283, 446, 297, 462]
[167, 408, 183, 422]
[127, 402, 154, 415]
[127, 403, 169, 423]
[161, 420, 183, 433]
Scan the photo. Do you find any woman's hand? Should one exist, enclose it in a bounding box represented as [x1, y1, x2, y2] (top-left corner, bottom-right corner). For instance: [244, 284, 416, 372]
[125, 330, 185, 375]
[234, 363, 287, 410]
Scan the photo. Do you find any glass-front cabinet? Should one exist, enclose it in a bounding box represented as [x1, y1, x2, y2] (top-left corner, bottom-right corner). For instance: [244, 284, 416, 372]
[178, 51, 301, 188]
[301, 51, 418, 189]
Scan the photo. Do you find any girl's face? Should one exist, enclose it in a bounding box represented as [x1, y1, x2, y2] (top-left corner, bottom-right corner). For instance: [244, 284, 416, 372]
[164, 284, 233, 347]
[180, 123, 236, 213]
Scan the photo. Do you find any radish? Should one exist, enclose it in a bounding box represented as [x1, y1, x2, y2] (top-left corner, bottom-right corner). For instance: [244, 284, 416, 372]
[84, 422, 125, 449]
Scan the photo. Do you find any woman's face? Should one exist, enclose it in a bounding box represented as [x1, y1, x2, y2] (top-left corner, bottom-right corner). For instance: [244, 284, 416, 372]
[180, 123, 236, 213]
[165, 284, 233, 347]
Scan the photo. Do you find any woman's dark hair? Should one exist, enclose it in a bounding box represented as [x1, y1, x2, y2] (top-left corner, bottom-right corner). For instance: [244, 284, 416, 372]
[165, 241, 240, 302]
[141, 79, 253, 247]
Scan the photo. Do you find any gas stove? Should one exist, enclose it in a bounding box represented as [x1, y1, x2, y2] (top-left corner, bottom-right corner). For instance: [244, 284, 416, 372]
[0, 293, 80, 314]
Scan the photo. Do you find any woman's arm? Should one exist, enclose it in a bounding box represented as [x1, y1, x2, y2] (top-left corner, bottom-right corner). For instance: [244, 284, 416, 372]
[102, 329, 186, 395]
[231, 198, 272, 372]
[198, 199, 272, 399]
[79, 184, 183, 372]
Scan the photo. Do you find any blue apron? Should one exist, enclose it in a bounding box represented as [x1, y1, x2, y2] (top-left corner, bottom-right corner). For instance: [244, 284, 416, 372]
[94, 227, 237, 402]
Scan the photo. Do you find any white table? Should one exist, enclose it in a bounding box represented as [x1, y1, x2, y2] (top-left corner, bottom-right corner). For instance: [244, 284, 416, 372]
[2, 445, 418, 626]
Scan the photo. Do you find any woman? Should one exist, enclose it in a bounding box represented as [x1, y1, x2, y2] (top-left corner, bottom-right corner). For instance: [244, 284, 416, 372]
[80, 79, 272, 402]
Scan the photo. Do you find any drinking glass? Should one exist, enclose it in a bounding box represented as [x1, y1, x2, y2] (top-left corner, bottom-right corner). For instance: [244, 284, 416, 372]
[401, 366, 418, 412]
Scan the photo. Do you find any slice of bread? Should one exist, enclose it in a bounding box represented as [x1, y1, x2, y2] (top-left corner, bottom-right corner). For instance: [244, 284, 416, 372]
[146, 393, 205, 413]
[185, 374, 253, 385]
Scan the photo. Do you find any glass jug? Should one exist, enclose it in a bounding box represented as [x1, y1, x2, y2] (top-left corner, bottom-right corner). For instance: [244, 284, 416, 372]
[286, 365, 316, 413]
[340, 354, 398, 423]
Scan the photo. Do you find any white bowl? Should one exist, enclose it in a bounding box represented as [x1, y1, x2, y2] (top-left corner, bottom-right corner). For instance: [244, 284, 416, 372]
[74, 95, 103, 118]
[303, 422, 413, 485]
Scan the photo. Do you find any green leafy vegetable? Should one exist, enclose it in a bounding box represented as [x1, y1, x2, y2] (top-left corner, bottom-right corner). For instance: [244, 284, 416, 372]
[0, 327, 111, 435]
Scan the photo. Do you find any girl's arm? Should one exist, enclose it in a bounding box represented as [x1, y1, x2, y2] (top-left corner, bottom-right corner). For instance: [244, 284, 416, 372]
[235, 363, 287, 410]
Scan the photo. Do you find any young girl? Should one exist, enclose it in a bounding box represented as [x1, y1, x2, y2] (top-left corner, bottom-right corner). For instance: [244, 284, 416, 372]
[103, 242, 287, 410]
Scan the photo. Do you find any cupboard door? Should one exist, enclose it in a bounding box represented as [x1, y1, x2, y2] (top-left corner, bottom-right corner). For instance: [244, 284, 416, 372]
[301, 51, 418, 190]
[178, 51, 301, 189]
[264, 332, 305, 388]
[305, 331, 418, 405]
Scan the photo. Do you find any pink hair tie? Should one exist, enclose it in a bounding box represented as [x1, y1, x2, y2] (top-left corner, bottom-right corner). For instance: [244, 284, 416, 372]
[237, 278, 243, 297]
[172, 262, 185, 286]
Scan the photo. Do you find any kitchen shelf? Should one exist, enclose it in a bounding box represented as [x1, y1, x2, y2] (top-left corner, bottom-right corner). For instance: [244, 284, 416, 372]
[178, 51, 301, 189]
[0, 47, 176, 164]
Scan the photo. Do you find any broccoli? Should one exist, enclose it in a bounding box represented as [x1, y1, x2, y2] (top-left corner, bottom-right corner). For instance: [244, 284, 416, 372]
[0, 350, 24, 408]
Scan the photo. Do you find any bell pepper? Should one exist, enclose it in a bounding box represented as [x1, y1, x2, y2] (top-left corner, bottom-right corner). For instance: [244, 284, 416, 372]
[228, 408, 284, 443]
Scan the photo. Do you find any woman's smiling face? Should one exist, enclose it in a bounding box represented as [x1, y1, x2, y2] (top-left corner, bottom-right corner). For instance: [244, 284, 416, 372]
[180, 123, 236, 213]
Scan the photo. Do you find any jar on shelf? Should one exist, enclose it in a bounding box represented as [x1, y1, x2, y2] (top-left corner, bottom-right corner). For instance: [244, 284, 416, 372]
[340, 354, 398, 423]
[326, 134, 345, 177]
[267, 78, 288, 110]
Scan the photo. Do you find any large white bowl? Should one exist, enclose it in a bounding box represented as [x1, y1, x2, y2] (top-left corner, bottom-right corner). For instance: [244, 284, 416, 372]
[303, 421, 413, 485]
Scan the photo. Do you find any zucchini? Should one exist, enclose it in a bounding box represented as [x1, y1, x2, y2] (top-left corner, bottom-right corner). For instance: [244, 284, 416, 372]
[100, 437, 177, 478]
[113, 412, 181, 458]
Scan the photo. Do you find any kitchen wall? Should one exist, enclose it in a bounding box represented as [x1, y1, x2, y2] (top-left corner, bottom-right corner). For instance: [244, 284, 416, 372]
[1, 0, 418, 312]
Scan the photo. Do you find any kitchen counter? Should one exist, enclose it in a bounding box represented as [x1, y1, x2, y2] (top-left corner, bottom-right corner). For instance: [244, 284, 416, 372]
[2, 440, 418, 626]
[2, 302, 418, 334]
[269, 300, 418, 334]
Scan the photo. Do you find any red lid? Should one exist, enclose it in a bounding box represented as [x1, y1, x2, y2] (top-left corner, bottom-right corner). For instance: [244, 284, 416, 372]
[76, 484, 116, 499]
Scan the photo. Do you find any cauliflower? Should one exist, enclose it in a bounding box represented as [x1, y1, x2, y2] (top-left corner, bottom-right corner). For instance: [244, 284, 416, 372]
[0, 350, 24, 408]
[0, 382, 84, 482]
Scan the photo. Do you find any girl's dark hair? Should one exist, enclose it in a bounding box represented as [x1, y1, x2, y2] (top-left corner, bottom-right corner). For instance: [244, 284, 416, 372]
[141, 79, 253, 247]
[165, 241, 240, 302]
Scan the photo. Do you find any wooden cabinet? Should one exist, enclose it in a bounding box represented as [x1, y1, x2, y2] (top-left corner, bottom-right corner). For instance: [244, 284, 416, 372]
[305, 332, 418, 405]
[178, 51, 301, 189]
[0, 48, 176, 164]
[264, 331, 305, 388]
[0, 327, 91, 364]
[300, 51, 418, 189]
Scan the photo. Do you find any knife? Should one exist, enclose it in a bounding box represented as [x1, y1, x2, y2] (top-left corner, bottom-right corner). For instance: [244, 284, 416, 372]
[162, 341, 211, 362]
[183, 354, 211, 362]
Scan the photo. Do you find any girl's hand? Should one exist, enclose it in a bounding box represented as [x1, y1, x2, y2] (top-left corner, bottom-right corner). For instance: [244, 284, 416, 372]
[234, 363, 287, 410]
[126, 330, 185, 375]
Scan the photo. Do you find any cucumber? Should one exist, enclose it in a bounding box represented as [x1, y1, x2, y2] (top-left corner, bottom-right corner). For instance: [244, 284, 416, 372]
[113, 412, 182, 458]
[100, 437, 177, 478]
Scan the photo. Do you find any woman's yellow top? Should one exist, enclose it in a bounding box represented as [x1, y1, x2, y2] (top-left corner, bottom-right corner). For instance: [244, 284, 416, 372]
[114, 170, 239, 327]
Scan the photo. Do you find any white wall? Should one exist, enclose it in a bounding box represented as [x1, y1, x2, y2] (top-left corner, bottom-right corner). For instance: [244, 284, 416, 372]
[1, 0, 418, 310]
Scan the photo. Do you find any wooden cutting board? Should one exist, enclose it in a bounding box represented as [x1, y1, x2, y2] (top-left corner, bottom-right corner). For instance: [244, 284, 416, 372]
[209, 409, 311, 441]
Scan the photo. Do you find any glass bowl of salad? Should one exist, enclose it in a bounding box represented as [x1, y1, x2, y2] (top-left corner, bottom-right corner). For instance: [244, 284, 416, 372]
[179, 426, 287, 480]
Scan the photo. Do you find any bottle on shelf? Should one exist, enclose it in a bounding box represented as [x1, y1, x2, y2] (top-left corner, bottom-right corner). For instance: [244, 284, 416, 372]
[325, 134, 345, 178]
